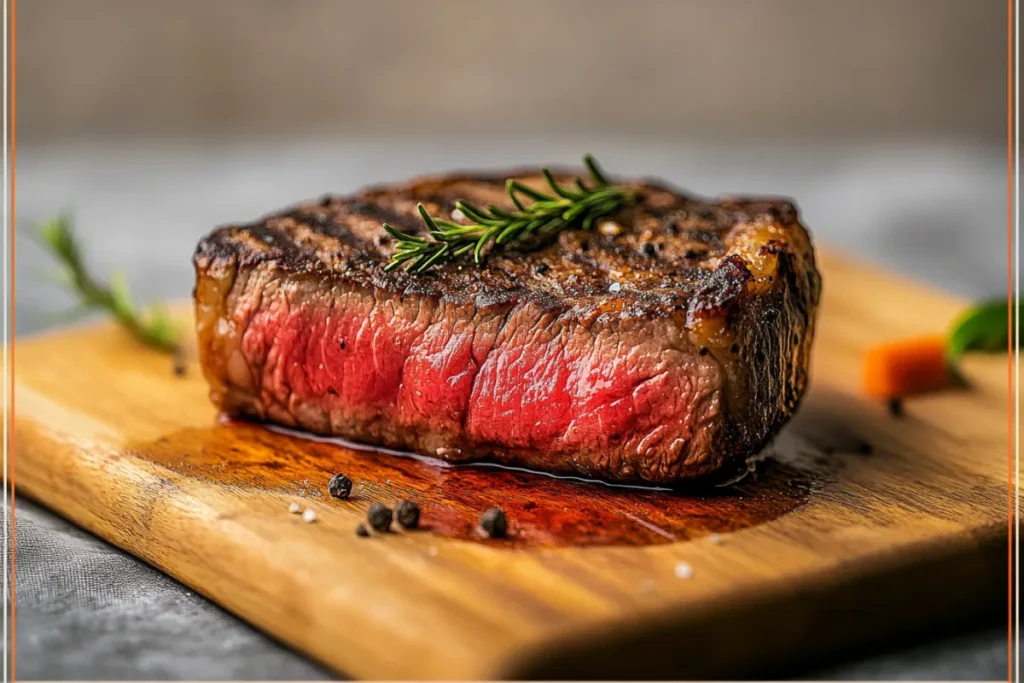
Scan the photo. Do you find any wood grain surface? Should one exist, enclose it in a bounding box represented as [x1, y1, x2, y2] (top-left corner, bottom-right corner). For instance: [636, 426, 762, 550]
[12, 251, 1009, 680]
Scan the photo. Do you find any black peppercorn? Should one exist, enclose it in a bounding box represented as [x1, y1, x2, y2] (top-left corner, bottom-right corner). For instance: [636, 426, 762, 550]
[730, 343, 740, 353]
[698, 347, 708, 356]
[172, 356, 187, 377]
[327, 473, 353, 499]
[534, 263, 550, 275]
[395, 500, 420, 529]
[367, 503, 392, 532]
[355, 523, 370, 537]
[479, 507, 507, 538]
[888, 397, 904, 418]
[641, 242, 658, 257]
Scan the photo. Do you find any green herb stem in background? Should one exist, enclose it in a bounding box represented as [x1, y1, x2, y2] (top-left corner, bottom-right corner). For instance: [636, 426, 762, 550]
[36, 214, 181, 353]
[945, 298, 1018, 366]
[384, 154, 636, 273]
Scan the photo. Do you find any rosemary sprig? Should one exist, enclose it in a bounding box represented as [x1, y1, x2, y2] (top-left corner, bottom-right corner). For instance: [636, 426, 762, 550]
[384, 154, 635, 272]
[36, 213, 180, 352]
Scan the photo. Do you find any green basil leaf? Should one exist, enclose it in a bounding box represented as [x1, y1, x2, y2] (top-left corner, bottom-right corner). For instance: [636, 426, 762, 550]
[946, 299, 1017, 363]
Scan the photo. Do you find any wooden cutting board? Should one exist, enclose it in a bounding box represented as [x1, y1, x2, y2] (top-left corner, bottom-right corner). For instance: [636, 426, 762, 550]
[12, 251, 1009, 680]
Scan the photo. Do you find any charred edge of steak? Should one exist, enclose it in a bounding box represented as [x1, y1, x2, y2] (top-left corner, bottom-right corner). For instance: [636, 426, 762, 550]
[708, 243, 820, 484]
[193, 171, 806, 317]
[193, 170, 820, 484]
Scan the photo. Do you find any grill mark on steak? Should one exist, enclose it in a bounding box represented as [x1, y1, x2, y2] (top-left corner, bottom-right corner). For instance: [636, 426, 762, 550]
[347, 199, 425, 235]
[194, 168, 821, 483]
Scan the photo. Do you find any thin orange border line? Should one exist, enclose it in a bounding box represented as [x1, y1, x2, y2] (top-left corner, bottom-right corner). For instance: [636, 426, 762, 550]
[10, 0, 17, 678]
[1009, 0, 1016, 681]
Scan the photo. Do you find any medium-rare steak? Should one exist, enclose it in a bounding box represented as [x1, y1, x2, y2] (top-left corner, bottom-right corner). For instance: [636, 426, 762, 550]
[193, 167, 821, 484]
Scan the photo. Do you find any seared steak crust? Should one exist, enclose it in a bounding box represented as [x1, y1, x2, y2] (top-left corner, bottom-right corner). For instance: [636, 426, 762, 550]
[194, 168, 821, 484]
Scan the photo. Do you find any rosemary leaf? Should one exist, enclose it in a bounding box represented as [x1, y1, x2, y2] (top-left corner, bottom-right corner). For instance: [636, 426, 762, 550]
[384, 154, 635, 273]
[35, 214, 181, 353]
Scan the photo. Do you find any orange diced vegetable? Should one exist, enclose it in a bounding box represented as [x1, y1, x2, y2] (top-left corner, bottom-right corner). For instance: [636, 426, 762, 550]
[862, 335, 951, 399]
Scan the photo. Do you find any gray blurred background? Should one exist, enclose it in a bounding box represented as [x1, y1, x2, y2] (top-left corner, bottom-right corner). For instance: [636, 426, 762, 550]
[14, 1, 1010, 680]
[18, 0, 1007, 141]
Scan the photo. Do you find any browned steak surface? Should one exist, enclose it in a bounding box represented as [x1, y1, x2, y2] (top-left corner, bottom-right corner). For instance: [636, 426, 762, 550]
[194, 168, 821, 484]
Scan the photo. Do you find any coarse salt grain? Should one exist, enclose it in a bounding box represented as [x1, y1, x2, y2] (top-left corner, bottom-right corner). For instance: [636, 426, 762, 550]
[302, 508, 317, 523]
[710, 533, 723, 545]
[451, 208, 465, 221]
[428, 546, 439, 556]
[609, 282, 622, 293]
[674, 561, 693, 579]
[288, 502, 302, 514]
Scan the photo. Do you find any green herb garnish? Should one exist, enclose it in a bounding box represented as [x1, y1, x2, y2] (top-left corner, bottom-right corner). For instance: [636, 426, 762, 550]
[946, 298, 1017, 366]
[384, 154, 635, 273]
[36, 213, 180, 352]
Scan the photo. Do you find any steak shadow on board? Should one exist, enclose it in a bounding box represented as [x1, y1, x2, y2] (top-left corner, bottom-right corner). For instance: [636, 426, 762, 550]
[192, 168, 821, 484]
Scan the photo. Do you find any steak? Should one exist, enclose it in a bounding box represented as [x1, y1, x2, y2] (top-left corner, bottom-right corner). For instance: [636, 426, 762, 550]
[193, 168, 821, 484]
